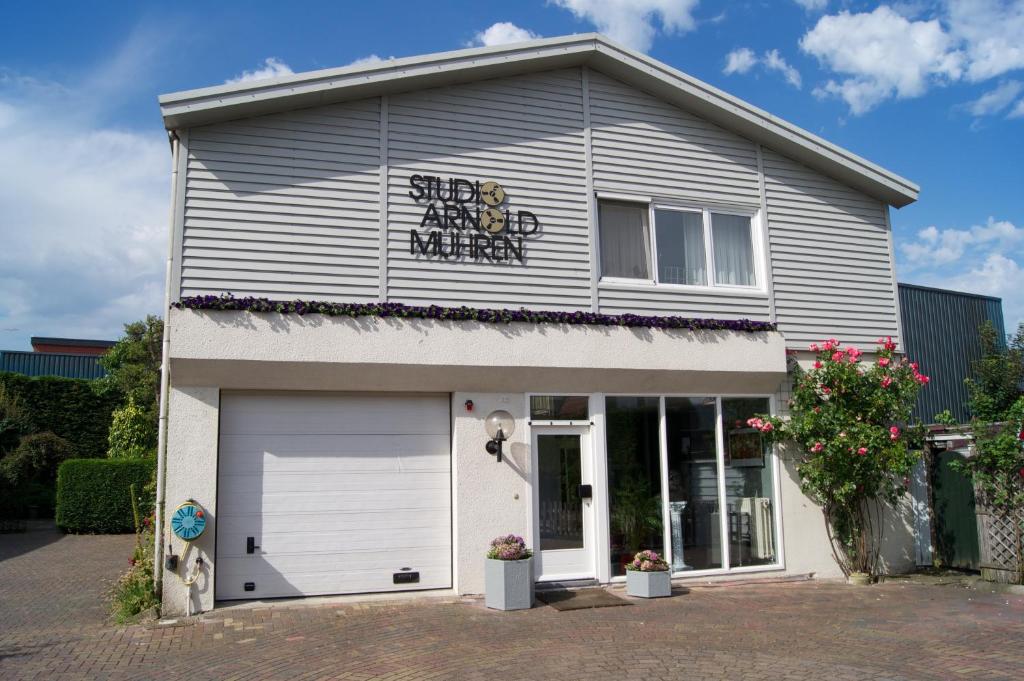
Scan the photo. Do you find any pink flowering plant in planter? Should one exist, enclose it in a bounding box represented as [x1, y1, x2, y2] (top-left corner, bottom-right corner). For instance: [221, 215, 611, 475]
[751, 337, 929, 578]
[486, 534, 532, 561]
[625, 550, 669, 571]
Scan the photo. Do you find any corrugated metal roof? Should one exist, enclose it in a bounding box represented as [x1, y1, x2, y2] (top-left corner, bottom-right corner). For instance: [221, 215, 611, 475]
[898, 283, 1005, 424]
[0, 351, 107, 379]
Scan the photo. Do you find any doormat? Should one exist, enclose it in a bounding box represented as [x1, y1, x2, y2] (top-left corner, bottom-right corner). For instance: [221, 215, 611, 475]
[536, 588, 632, 611]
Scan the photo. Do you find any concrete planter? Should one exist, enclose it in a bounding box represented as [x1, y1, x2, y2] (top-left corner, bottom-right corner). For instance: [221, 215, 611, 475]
[485, 557, 534, 610]
[626, 569, 671, 598]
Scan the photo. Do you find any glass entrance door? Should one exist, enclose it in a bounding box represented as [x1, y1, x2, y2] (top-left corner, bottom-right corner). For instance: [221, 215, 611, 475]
[533, 429, 594, 580]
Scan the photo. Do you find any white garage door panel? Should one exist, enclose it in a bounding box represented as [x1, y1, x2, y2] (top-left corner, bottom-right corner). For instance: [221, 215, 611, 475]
[217, 508, 451, 535]
[215, 567, 452, 600]
[218, 526, 452, 558]
[216, 392, 452, 601]
[218, 470, 451, 495]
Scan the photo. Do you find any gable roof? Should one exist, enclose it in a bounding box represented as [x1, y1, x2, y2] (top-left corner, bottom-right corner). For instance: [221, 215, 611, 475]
[158, 34, 919, 207]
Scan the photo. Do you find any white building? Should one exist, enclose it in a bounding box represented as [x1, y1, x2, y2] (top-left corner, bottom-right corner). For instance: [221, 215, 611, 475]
[155, 35, 920, 615]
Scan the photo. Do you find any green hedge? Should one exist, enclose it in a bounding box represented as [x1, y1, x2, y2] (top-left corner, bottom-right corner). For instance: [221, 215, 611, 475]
[56, 458, 155, 533]
[0, 372, 123, 458]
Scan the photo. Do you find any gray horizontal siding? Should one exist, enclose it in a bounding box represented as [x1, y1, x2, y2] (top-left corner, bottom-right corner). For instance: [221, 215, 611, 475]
[180, 98, 382, 302]
[386, 69, 592, 310]
[763, 148, 899, 347]
[589, 71, 761, 206]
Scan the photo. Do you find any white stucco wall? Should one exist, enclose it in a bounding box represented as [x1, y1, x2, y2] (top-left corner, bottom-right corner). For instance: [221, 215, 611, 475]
[167, 308, 787, 395]
[451, 393, 532, 595]
[161, 385, 220, 616]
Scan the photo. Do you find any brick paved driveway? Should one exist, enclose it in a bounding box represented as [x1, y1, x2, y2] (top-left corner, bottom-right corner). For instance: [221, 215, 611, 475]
[2, 524, 1022, 681]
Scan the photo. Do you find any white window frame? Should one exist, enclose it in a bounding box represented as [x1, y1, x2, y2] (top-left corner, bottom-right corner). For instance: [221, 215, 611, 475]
[596, 196, 767, 295]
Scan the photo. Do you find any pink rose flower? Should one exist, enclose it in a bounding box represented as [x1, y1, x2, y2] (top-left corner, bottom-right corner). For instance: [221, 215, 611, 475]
[831, 351, 844, 362]
[890, 426, 900, 440]
[813, 360, 823, 369]
[878, 357, 890, 367]
[857, 447, 867, 456]
[811, 442, 824, 453]
[809, 343, 820, 352]
[822, 386, 832, 395]
[760, 422, 774, 433]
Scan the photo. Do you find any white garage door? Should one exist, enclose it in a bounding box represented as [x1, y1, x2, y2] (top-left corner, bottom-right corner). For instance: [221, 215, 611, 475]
[216, 392, 451, 601]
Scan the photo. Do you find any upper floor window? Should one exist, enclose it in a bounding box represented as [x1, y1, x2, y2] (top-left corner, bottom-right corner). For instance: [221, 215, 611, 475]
[598, 199, 760, 289]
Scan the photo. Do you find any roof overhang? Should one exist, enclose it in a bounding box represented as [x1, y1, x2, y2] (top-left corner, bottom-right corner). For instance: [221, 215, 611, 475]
[159, 34, 919, 208]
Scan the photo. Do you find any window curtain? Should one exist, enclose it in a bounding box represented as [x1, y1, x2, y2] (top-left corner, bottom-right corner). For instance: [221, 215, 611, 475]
[599, 202, 651, 279]
[711, 213, 755, 286]
[655, 209, 706, 285]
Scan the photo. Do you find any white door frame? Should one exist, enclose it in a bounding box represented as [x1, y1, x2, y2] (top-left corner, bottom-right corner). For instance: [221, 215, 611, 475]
[529, 424, 598, 581]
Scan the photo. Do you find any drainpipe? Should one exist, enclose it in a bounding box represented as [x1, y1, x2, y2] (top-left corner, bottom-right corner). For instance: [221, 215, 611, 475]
[153, 130, 180, 597]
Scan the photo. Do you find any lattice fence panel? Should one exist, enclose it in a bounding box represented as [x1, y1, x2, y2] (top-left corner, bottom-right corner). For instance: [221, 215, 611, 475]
[976, 481, 1024, 584]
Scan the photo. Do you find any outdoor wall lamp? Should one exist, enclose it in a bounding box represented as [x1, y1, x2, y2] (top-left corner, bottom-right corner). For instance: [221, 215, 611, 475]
[484, 410, 515, 463]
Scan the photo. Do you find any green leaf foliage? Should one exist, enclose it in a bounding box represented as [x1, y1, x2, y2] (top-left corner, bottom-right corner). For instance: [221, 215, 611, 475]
[107, 400, 157, 459]
[0, 372, 122, 459]
[56, 458, 155, 534]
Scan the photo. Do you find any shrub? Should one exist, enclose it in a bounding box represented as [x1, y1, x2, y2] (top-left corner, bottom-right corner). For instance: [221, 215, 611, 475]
[107, 400, 156, 459]
[56, 458, 155, 533]
[0, 372, 122, 458]
[625, 549, 669, 572]
[0, 432, 75, 486]
[753, 337, 928, 577]
[486, 534, 532, 561]
[108, 527, 159, 623]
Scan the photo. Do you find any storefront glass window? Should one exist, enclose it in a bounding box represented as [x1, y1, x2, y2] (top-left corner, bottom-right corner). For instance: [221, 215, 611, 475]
[605, 396, 663, 577]
[665, 397, 722, 571]
[721, 398, 776, 567]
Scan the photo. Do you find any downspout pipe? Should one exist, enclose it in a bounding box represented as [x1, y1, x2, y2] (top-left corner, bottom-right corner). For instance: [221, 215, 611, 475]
[153, 130, 180, 597]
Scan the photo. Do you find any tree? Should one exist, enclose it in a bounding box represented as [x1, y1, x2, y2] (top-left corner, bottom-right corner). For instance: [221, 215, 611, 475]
[953, 321, 1024, 522]
[753, 337, 928, 577]
[965, 321, 1024, 422]
[98, 316, 163, 423]
[108, 400, 158, 459]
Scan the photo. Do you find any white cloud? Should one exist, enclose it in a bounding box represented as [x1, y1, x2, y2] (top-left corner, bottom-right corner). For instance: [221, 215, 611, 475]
[347, 54, 394, 68]
[551, 0, 700, 52]
[900, 217, 1024, 265]
[723, 48, 757, 75]
[724, 48, 802, 89]
[946, 0, 1024, 82]
[225, 57, 293, 84]
[764, 49, 803, 89]
[0, 59, 167, 349]
[802, 2, 1024, 115]
[1009, 98, 1024, 118]
[898, 216, 1024, 331]
[471, 22, 540, 47]
[801, 6, 964, 115]
[792, 0, 828, 10]
[965, 80, 1024, 116]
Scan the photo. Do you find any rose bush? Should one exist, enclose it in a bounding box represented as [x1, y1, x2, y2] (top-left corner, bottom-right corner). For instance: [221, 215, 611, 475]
[751, 337, 928, 577]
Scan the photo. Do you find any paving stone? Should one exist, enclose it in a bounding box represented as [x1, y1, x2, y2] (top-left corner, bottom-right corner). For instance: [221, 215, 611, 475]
[2, 523, 1023, 679]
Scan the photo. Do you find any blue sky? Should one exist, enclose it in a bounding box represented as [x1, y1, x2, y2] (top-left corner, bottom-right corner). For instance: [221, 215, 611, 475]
[1, 0, 1022, 349]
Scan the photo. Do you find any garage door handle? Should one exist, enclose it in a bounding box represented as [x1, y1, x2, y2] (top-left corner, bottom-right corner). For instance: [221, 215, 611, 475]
[247, 537, 260, 554]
